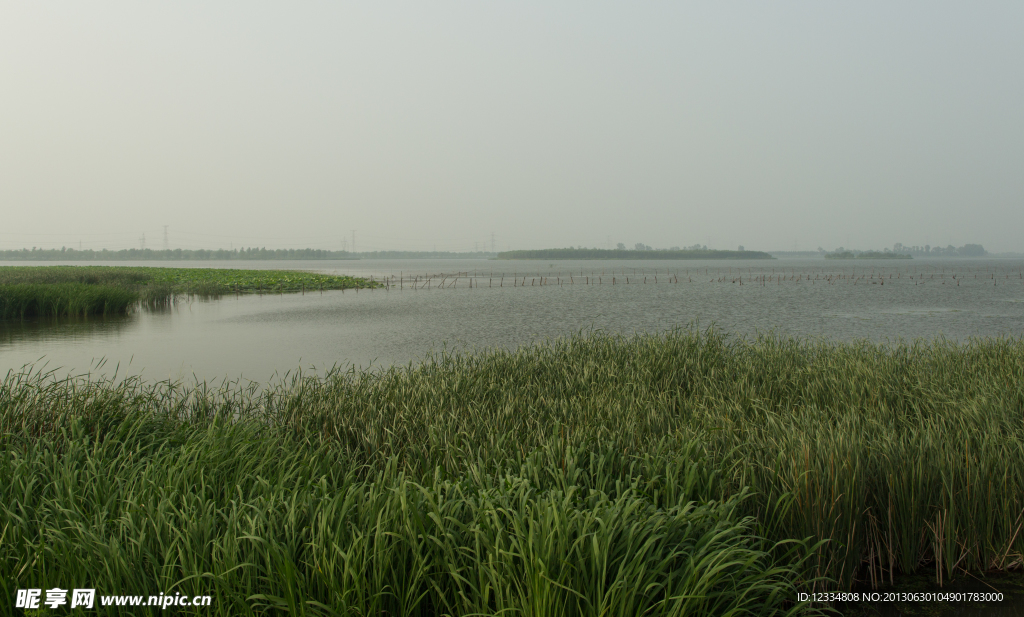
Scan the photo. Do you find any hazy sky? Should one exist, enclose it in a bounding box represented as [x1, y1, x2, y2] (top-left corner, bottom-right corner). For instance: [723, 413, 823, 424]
[2, 2, 1022, 253]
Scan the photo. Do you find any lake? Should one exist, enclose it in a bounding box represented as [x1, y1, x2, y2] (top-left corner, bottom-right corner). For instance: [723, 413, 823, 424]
[2, 258, 1023, 384]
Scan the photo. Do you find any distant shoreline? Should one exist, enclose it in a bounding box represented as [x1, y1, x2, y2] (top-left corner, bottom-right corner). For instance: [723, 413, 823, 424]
[0, 248, 360, 261]
[0, 248, 506, 261]
[497, 248, 773, 260]
[825, 251, 913, 260]
[5, 247, 1013, 262]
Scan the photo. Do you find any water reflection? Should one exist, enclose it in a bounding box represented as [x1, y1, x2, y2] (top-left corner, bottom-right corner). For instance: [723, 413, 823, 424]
[0, 313, 134, 346]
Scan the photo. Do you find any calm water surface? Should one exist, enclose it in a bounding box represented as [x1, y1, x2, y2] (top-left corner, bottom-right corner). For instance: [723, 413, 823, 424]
[2, 258, 1023, 383]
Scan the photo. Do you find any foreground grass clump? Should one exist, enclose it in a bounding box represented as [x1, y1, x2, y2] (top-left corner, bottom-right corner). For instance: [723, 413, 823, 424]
[0, 422, 808, 617]
[0, 376, 812, 616]
[2, 329, 1024, 614]
[0, 266, 378, 318]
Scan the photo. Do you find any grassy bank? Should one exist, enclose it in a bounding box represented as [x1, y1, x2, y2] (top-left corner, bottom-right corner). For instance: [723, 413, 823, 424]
[2, 330, 1023, 615]
[0, 266, 379, 318]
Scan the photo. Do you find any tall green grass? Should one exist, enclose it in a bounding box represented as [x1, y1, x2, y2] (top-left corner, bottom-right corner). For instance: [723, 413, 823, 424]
[0, 283, 139, 318]
[2, 329, 1023, 614]
[0, 266, 153, 287]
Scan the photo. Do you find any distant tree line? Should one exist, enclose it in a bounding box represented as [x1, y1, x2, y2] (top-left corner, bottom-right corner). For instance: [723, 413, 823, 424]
[891, 243, 987, 257]
[497, 248, 772, 260]
[0, 247, 359, 261]
[354, 251, 495, 259]
[823, 243, 987, 259]
[825, 251, 912, 260]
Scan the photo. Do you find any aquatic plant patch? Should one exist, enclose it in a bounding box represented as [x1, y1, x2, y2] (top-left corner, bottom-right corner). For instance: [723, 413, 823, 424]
[0, 266, 379, 318]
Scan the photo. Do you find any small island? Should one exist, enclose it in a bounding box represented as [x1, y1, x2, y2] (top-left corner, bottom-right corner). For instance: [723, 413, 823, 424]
[497, 247, 773, 260]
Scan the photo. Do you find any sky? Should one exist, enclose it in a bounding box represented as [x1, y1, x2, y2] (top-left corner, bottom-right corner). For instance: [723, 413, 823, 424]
[1, 2, 1022, 253]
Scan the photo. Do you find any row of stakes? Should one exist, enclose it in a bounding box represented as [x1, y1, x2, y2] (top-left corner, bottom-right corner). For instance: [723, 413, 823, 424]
[351, 269, 1024, 290]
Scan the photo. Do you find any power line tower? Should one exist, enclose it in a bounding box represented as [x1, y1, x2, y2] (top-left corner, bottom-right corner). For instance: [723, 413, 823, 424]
[351, 230, 356, 255]
[139, 233, 146, 250]
[491, 232, 495, 253]
[162, 225, 169, 251]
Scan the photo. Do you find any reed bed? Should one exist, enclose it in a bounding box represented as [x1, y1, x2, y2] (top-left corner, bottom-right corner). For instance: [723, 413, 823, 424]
[2, 329, 1023, 615]
[0, 266, 379, 318]
[0, 283, 139, 318]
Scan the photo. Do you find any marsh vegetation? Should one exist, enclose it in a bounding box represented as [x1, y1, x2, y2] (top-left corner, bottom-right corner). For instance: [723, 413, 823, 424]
[2, 329, 1022, 615]
[0, 266, 379, 319]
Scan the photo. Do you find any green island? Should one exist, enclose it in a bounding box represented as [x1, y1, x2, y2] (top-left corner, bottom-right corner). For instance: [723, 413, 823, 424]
[2, 329, 1021, 616]
[0, 266, 379, 319]
[825, 251, 913, 260]
[498, 248, 773, 260]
